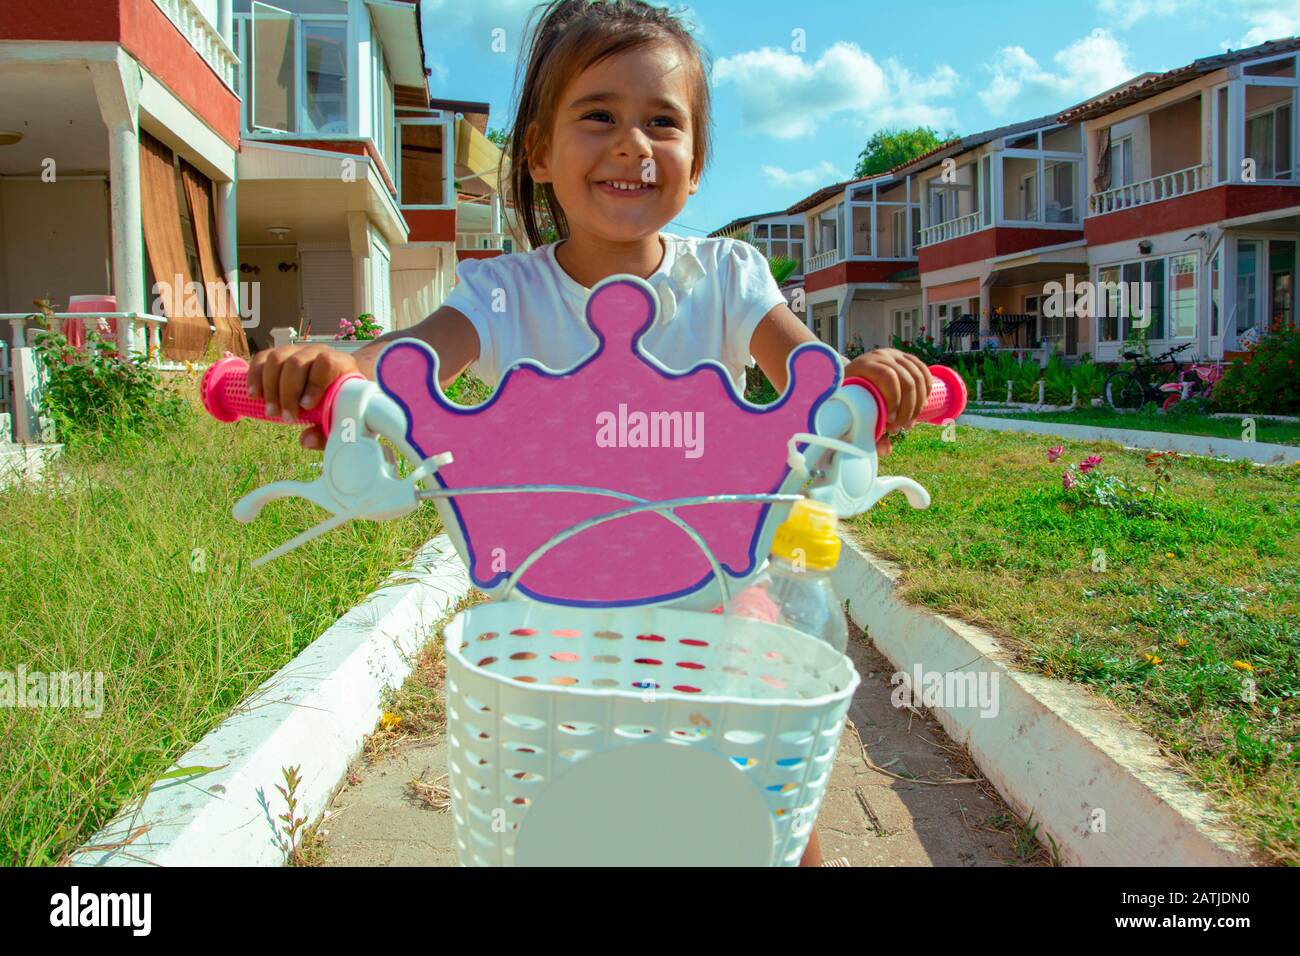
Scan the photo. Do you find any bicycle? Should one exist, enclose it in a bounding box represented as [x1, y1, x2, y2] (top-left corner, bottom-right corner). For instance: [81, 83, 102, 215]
[1157, 360, 1224, 411]
[202, 274, 968, 866]
[1104, 342, 1194, 410]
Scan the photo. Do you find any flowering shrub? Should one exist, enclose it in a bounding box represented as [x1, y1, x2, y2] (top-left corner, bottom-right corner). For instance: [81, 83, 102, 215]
[30, 324, 190, 451]
[1211, 320, 1300, 414]
[1052, 446, 1170, 517]
[336, 313, 383, 341]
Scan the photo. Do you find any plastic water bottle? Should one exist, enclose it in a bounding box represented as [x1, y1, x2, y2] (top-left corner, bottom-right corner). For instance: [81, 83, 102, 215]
[726, 498, 848, 655]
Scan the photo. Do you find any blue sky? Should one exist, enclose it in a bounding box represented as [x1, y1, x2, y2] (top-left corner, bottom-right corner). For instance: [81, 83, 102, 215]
[421, 0, 1300, 234]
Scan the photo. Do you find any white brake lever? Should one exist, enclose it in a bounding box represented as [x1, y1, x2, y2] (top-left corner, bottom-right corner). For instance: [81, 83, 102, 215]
[233, 378, 454, 567]
[797, 385, 929, 518]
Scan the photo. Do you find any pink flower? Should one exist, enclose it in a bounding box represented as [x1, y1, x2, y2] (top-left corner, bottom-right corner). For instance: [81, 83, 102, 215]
[1062, 470, 1077, 490]
[1079, 455, 1102, 474]
[1047, 445, 1064, 463]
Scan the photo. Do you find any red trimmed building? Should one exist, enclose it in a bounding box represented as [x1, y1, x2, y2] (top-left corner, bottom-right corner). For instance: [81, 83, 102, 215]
[0, 0, 513, 367]
[718, 36, 1300, 365]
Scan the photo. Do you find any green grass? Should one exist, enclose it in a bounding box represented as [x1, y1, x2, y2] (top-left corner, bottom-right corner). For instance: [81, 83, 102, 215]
[975, 405, 1300, 445]
[0, 373, 446, 866]
[852, 425, 1300, 864]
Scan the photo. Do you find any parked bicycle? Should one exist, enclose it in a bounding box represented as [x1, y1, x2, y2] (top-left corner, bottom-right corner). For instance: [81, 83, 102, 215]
[1157, 360, 1225, 411]
[1104, 342, 1194, 410]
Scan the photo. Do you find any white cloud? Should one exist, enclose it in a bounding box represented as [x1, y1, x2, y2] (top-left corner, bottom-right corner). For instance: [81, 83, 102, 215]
[1098, 0, 1300, 46]
[712, 42, 961, 140]
[979, 29, 1136, 117]
[760, 160, 848, 190]
[1230, 0, 1300, 47]
[1095, 0, 1197, 29]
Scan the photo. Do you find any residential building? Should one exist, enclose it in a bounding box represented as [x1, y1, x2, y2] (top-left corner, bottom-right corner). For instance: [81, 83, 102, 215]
[789, 172, 922, 353]
[0, 0, 515, 372]
[1064, 37, 1300, 362]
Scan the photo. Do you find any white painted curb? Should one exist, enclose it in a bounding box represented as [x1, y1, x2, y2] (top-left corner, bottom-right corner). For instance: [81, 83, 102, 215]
[832, 535, 1254, 866]
[960, 413, 1299, 465]
[72, 534, 472, 867]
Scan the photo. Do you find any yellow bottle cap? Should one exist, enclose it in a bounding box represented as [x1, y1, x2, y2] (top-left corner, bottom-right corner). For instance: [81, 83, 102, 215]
[770, 498, 841, 571]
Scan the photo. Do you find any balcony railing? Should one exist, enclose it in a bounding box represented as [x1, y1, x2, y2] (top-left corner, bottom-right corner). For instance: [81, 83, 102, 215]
[1088, 163, 1211, 215]
[920, 211, 982, 247]
[152, 0, 239, 90]
[806, 248, 840, 273]
[456, 232, 508, 251]
[2, 313, 172, 366]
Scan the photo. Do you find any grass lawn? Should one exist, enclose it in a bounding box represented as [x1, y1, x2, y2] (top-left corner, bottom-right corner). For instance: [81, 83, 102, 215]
[972, 405, 1300, 446]
[850, 424, 1300, 864]
[0, 371, 446, 866]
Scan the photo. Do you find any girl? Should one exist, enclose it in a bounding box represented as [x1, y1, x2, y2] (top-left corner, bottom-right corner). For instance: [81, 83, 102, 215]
[248, 0, 934, 865]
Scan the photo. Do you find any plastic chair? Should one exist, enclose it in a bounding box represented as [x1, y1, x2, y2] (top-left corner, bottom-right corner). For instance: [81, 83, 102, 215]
[66, 295, 117, 355]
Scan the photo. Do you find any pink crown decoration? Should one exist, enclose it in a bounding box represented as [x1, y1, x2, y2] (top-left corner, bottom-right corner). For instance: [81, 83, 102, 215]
[375, 276, 842, 607]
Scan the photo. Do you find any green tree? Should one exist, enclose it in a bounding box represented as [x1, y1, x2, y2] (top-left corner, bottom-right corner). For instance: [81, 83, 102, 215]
[854, 126, 948, 178]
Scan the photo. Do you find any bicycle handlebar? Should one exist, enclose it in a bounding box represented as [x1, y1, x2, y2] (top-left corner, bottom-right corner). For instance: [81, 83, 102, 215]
[842, 364, 968, 442]
[200, 355, 364, 435]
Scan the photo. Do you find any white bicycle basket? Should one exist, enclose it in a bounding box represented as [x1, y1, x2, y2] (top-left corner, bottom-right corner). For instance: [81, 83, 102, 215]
[441, 492, 861, 867]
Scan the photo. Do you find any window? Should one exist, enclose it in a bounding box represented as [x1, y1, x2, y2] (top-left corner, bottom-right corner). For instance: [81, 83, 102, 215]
[399, 120, 450, 206]
[851, 206, 872, 256]
[892, 208, 906, 257]
[1216, 87, 1229, 183]
[892, 307, 921, 344]
[1246, 101, 1293, 180]
[251, 3, 295, 132]
[1109, 136, 1133, 188]
[303, 20, 347, 133]
[1211, 249, 1221, 338]
[911, 207, 921, 252]
[240, 2, 350, 136]
[1045, 161, 1076, 222]
[980, 156, 993, 226]
[1169, 254, 1197, 338]
[750, 222, 802, 273]
[1271, 238, 1295, 327]
[1098, 265, 1121, 342]
[1237, 239, 1260, 334]
[811, 301, 838, 346]
[373, 41, 394, 173]
[1019, 170, 1038, 220]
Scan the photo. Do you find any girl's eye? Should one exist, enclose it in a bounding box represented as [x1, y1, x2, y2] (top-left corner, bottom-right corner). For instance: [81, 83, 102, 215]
[650, 116, 681, 129]
[581, 110, 614, 123]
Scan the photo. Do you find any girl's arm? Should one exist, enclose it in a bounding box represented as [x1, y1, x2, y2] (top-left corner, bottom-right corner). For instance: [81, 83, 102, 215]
[749, 302, 933, 454]
[247, 305, 480, 451]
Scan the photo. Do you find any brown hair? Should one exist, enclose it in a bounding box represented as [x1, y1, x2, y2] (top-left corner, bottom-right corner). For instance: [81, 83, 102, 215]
[503, 0, 712, 249]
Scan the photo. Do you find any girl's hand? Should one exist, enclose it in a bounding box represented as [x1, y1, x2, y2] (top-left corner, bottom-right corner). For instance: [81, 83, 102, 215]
[247, 345, 364, 451]
[842, 348, 933, 456]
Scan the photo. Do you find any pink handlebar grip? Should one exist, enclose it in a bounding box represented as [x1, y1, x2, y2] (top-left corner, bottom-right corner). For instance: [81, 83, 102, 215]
[842, 364, 968, 442]
[200, 354, 363, 435]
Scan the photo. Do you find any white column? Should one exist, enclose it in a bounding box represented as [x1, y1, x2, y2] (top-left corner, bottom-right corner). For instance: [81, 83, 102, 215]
[90, 53, 144, 358]
[490, 191, 503, 241]
[217, 0, 233, 44]
[216, 179, 240, 324]
[978, 282, 991, 347]
[1228, 81, 1245, 183]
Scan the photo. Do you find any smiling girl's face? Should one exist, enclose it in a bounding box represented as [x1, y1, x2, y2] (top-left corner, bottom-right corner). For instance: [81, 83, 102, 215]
[527, 43, 700, 245]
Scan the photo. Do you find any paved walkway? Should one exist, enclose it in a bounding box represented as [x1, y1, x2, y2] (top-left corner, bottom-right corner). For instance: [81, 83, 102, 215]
[319, 627, 1036, 867]
[961, 413, 1299, 465]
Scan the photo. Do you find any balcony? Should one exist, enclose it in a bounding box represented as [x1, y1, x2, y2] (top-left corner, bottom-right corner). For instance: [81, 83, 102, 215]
[807, 249, 838, 273]
[1088, 163, 1211, 215]
[921, 211, 982, 247]
[152, 0, 239, 90]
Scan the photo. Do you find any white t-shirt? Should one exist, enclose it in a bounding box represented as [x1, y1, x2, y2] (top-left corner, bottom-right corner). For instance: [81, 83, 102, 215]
[442, 233, 788, 392]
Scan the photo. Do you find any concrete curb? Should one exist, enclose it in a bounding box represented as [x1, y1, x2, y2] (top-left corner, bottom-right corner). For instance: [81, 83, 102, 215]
[72, 534, 472, 867]
[831, 535, 1255, 866]
[960, 413, 1299, 465]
